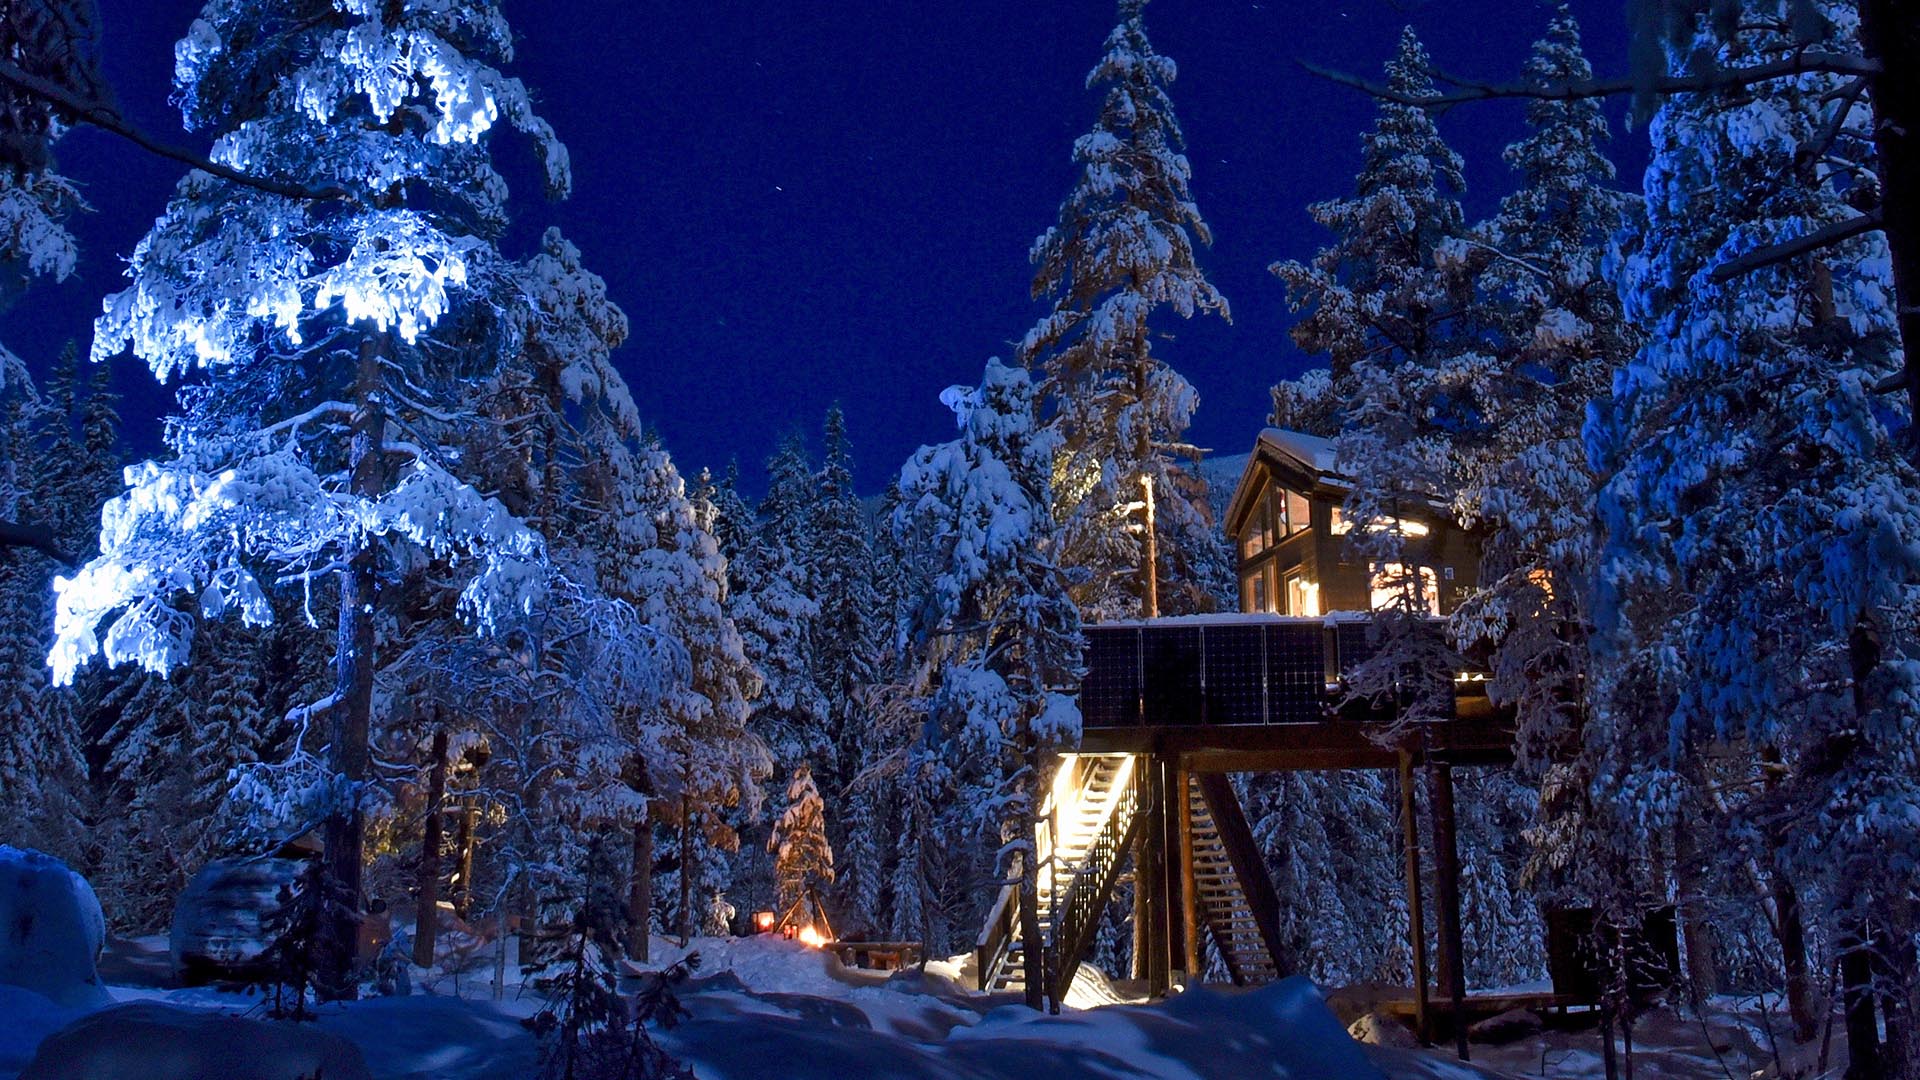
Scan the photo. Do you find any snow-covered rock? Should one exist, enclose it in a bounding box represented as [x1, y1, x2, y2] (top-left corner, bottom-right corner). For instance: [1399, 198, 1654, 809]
[1349, 1009, 1421, 1048]
[0, 847, 108, 1010]
[19, 1002, 372, 1080]
[1468, 1006, 1543, 1044]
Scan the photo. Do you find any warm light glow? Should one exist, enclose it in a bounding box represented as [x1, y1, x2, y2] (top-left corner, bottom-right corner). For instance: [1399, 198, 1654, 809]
[753, 910, 775, 933]
[1370, 563, 1440, 616]
[798, 924, 826, 948]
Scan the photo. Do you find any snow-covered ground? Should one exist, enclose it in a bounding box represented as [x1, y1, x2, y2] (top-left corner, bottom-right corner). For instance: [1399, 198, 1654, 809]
[6, 933, 1476, 1080]
[5, 931, 1839, 1080]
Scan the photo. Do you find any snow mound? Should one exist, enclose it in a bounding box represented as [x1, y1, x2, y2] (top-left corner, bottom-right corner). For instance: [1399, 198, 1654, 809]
[0, 847, 108, 1009]
[19, 1002, 372, 1080]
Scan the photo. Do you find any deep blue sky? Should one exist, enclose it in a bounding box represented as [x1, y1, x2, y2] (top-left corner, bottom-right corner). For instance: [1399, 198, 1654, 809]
[16, 1, 1645, 496]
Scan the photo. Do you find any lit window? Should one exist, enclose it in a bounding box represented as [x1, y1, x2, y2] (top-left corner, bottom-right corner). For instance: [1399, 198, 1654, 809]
[1241, 524, 1265, 559]
[1285, 489, 1310, 536]
[1330, 509, 1429, 537]
[1285, 573, 1319, 617]
[1251, 572, 1270, 614]
[1330, 507, 1350, 535]
[1369, 563, 1440, 615]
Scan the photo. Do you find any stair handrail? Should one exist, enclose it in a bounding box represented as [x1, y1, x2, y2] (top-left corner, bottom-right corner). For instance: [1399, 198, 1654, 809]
[1045, 775, 1142, 1002]
[976, 879, 1018, 991]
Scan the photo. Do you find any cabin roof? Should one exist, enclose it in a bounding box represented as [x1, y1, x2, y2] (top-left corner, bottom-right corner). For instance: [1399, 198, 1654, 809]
[1222, 427, 1346, 537]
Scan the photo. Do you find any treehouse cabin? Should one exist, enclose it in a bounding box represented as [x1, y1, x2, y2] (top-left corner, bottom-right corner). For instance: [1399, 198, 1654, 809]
[1224, 428, 1479, 618]
[977, 428, 1521, 1046]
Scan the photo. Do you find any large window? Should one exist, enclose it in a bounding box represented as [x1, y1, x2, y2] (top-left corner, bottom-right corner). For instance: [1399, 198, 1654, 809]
[1267, 486, 1311, 538]
[1369, 563, 1440, 615]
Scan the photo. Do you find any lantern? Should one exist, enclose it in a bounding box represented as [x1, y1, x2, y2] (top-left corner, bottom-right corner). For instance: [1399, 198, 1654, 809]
[752, 910, 775, 934]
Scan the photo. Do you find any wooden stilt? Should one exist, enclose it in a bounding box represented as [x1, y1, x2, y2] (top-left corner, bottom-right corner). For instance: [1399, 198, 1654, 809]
[1430, 760, 1469, 1061]
[1398, 748, 1430, 1043]
[1178, 766, 1199, 983]
[1142, 757, 1169, 996]
[1133, 755, 1153, 983]
[629, 818, 653, 961]
[412, 726, 450, 967]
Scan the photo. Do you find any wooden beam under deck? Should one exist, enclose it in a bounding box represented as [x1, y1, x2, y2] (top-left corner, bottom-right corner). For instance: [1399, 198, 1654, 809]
[1078, 715, 1516, 772]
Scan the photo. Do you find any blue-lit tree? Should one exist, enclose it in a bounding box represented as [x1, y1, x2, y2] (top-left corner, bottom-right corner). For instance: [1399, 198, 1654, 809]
[1589, 0, 1920, 1058]
[49, 0, 597, 999]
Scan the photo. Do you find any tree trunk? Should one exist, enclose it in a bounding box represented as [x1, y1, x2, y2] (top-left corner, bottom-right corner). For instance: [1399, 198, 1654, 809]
[317, 332, 387, 1002]
[1398, 748, 1431, 1044]
[1669, 814, 1720, 1009]
[1842, 923, 1883, 1079]
[1858, 0, 1920, 441]
[1770, 865, 1822, 1043]
[629, 819, 653, 962]
[413, 726, 449, 968]
[1018, 736, 1047, 1011]
[678, 794, 695, 944]
[451, 797, 476, 919]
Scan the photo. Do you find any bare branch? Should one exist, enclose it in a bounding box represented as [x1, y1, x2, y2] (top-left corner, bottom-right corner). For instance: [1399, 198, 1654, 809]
[0, 519, 75, 564]
[1299, 50, 1880, 109]
[1708, 208, 1884, 284]
[0, 57, 349, 202]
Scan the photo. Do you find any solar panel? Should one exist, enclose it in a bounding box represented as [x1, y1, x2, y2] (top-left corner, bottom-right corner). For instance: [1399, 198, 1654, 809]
[1265, 623, 1326, 723]
[1080, 627, 1141, 728]
[1333, 621, 1380, 681]
[1140, 625, 1203, 726]
[1201, 624, 1266, 725]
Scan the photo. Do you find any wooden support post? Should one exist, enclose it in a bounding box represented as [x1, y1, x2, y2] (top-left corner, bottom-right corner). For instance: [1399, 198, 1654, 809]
[1398, 748, 1431, 1043]
[1430, 760, 1470, 1061]
[412, 726, 450, 968]
[1150, 756, 1174, 995]
[1178, 766, 1199, 983]
[1133, 756, 1152, 982]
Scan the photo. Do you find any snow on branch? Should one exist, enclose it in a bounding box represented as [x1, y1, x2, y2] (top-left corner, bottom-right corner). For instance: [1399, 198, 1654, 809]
[1707, 207, 1884, 283]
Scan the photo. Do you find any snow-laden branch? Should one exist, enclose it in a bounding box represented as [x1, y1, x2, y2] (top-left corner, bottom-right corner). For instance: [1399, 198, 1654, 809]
[1707, 208, 1884, 284]
[0, 58, 349, 202]
[1297, 49, 1880, 108]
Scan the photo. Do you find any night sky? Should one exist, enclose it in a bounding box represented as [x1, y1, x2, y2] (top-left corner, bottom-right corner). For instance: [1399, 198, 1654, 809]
[15, 1, 1646, 496]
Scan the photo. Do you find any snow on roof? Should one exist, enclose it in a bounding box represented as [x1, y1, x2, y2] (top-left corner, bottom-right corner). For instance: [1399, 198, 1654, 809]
[1257, 427, 1339, 476]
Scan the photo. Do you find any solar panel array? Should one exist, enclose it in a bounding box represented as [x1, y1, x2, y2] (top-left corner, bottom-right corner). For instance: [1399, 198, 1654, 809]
[1082, 621, 1345, 728]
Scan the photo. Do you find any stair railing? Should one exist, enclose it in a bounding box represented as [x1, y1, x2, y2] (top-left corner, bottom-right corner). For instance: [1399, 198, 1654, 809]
[1045, 776, 1142, 1002]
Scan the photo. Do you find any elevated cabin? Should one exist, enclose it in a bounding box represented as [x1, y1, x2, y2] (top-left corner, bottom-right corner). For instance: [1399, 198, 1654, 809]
[977, 428, 1521, 1040]
[1222, 428, 1480, 618]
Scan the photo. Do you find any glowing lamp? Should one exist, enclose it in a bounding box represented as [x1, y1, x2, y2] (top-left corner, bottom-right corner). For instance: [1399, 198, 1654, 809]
[753, 911, 775, 934]
[797, 924, 826, 948]
[781, 924, 797, 940]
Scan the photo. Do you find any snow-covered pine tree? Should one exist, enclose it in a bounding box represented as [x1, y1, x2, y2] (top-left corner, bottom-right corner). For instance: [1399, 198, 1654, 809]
[736, 435, 830, 770]
[1444, 8, 1640, 781]
[50, 0, 607, 999]
[768, 762, 834, 929]
[1272, 27, 1470, 729]
[1019, 0, 1231, 622]
[811, 406, 879, 791]
[1589, 2, 1920, 1059]
[896, 358, 1084, 1008]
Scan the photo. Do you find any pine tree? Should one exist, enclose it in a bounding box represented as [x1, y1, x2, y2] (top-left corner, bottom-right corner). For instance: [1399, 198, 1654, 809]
[768, 763, 834, 928]
[52, 0, 599, 999]
[1019, 0, 1230, 621]
[895, 358, 1084, 1008]
[811, 406, 879, 792]
[736, 435, 829, 769]
[1272, 28, 1471, 732]
[1589, 2, 1920, 1057]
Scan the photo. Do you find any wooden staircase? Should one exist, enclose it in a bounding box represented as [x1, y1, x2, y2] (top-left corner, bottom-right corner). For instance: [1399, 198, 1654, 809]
[977, 754, 1139, 998]
[1188, 775, 1281, 985]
